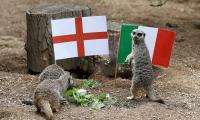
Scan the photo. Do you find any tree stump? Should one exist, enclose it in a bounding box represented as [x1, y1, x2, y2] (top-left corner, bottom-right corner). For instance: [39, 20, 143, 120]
[25, 5, 94, 77]
[99, 21, 132, 78]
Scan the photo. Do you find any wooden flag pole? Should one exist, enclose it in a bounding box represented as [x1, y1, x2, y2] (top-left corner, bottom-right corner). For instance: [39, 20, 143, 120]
[114, 31, 121, 87]
[114, 63, 118, 86]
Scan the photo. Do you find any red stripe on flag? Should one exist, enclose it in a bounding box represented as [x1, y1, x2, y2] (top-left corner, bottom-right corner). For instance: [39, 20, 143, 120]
[83, 32, 108, 40]
[53, 34, 76, 43]
[75, 17, 85, 57]
[152, 29, 175, 68]
[53, 32, 108, 44]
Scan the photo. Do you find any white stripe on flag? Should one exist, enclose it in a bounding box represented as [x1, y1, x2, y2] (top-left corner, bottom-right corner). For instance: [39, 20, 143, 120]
[82, 16, 107, 33]
[51, 18, 76, 36]
[53, 42, 78, 60]
[138, 26, 158, 61]
[84, 39, 109, 56]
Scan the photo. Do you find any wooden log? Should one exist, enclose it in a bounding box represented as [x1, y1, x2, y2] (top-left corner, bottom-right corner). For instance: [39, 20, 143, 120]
[25, 5, 93, 76]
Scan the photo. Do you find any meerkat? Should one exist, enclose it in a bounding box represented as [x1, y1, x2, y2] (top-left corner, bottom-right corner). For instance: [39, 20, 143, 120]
[22, 64, 66, 106]
[39, 64, 65, 82]
[125, 29, 164, 104]
[33, 72, 73, 120]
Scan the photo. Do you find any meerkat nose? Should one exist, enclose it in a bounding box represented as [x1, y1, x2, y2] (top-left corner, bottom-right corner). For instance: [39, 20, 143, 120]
[134, 36, 138, 39]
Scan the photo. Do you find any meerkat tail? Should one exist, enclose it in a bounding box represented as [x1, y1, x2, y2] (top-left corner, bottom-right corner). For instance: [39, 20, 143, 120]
[38, 99, 53, 120]
[22, 100, 33, 105]
[148, 97, 165, 104]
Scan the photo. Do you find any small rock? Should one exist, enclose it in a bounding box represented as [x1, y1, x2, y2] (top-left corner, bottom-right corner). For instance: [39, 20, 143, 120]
[166, 22, 178, 28]
[176, 38, 185, 43]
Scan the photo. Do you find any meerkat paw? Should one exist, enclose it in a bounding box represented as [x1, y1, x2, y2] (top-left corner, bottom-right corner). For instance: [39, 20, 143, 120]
[125, 56, 131, 62]
[61, 100, 69, 105]
[127, 96, 134, 100]
[125, 59, 131, 65]
[52, 108, 59, 112]
[125, 55, 133, 65]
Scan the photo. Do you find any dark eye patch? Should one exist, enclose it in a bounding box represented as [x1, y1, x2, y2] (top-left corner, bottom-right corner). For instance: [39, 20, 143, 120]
[132, 32, 136, 35]
[137, 33, 143, 37]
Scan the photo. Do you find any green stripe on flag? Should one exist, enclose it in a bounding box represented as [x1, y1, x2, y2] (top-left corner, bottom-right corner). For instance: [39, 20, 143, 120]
[117, 24, 138, 64]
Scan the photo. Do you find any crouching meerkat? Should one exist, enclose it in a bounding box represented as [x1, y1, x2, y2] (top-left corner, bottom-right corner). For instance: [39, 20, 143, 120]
[33, 72, 73, 120]
[22, 64, 67, 105]
[125, 29, 164, 104]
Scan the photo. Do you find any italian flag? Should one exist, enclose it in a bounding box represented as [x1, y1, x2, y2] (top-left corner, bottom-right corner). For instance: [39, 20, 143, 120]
[118, 24, 176, 68]
[51, 16, 109, 60]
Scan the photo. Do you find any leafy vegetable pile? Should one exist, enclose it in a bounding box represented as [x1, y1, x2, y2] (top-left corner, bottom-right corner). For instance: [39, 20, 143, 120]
[63, 79, 116, 109]
[80, 79, 99, 89]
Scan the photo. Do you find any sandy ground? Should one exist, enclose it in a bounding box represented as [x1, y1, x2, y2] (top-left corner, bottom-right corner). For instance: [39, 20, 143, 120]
[0, 0, 200, 120]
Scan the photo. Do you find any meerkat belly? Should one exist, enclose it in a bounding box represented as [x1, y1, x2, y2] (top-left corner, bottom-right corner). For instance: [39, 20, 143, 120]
[133, 48, 153, 85]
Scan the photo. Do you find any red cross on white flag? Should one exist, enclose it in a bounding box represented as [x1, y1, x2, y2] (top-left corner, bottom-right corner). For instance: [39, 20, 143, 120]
[51, 16, 109, 60]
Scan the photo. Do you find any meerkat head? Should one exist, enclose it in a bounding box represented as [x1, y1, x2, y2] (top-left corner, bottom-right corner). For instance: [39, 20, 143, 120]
[131, 29, 145, 44]
[60, 72, 74, 89]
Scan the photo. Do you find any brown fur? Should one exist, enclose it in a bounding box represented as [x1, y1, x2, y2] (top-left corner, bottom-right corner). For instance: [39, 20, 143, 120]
[33, 72, 73, 120]
[34, 96, 53, 120]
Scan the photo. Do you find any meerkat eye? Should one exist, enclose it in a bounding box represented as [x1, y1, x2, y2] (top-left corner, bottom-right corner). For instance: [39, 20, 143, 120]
[137, 33, 143, 37]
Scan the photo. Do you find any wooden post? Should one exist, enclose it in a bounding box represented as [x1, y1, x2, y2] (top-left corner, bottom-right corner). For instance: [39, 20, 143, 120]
[25, 5, 93, 75]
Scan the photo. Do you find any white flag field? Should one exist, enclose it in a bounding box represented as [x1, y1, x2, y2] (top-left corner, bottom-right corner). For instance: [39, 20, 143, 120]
[51, 16, 109, 60]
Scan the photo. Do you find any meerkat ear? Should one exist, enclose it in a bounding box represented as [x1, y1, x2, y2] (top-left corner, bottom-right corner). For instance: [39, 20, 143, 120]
[143, 33, 146, 37]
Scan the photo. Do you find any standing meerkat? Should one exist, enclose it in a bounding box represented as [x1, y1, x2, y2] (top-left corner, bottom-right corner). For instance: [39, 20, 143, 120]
[125, 29, 164, 103]
[33, 72, 73, 120]
[39, 64, 65, 82]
